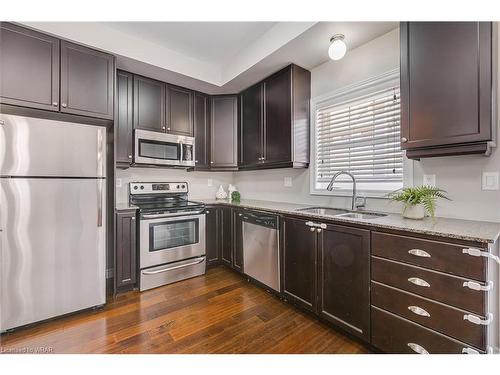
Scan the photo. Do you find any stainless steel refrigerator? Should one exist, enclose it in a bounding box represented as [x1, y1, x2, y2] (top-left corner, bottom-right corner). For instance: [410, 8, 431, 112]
[0, 114, 106, 332]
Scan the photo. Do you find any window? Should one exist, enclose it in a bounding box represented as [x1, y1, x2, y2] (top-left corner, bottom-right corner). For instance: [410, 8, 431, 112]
[312, 73, 404, 196]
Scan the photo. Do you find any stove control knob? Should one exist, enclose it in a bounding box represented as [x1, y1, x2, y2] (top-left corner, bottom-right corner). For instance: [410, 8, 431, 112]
[165, 184, 170, 190]
[133, 186, 138, 190]
[177, 184, 180, 189]
[182, 184, 186, 189]
[140, 185, 144, 190]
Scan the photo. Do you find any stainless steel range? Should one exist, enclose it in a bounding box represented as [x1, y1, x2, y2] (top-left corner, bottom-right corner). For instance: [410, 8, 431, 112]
[130, 182, 206, 291]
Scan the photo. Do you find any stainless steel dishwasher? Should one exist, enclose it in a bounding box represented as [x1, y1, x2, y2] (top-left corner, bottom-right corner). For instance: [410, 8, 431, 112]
[242, 211, 280, 292]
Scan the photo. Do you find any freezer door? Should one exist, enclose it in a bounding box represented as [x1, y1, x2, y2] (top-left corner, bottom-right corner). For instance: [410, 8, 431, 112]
[0, 178, 106, 332]
[0, 114, 106, 177]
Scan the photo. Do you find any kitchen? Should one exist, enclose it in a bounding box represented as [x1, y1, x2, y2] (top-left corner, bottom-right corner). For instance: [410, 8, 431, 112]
[1, 1, 500, 372]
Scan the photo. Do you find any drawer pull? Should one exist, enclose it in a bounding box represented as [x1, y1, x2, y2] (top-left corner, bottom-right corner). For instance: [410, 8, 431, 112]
[463, 313, 493, 326]
[408, 248, 431, 258]
[305, 221, 315, 227]
[407, 342, 429, 354]
[462, 347, 480, 354]
[463, 280, 494, 292]
[408, 277, 430, 287]
[408, 305, 431, 317]
[462, 248, 500, 264]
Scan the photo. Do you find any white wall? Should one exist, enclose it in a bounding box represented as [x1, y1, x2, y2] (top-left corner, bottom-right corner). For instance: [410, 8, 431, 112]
[115, 168, 233, 204]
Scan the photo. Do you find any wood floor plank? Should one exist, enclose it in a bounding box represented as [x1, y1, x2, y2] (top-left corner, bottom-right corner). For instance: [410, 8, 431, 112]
[0, 267, 371, 354]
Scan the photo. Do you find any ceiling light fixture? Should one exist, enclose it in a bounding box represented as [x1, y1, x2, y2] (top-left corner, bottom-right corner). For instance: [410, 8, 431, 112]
[328, 34, 347, 61]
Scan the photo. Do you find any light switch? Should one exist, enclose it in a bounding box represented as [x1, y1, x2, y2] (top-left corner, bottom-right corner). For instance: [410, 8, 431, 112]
[116, 178, 122, 188]
[207, 179, 213, 187]
[423, 174, 436, 186]
[482, 172, 499, 190]
[284, 177, 292, 187]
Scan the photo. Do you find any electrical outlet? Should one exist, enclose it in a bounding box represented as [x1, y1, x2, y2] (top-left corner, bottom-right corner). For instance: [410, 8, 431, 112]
[423, 174, 436, 186]
[116, 178, 122, 188]
[482, 172, 499, 190]
[284, 177, 292, 187]
[207, 179, 213, 187]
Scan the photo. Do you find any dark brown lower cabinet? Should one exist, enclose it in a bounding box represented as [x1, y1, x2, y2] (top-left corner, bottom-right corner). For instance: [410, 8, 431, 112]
[115, 210, 137, 293]
[318, 225, 370, 341]
[282, 217, 317, 312]
[205, 206, 220, 267]
[220, 207, 233, 266]
[232, 209, 244, 272]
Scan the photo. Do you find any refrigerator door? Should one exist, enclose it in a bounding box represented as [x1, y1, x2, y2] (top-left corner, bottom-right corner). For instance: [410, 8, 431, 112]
[0, 178, 106, 332]
[0, 114, 106, 177]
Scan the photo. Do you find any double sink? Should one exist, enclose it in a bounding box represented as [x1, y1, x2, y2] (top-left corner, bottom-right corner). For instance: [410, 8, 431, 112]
[295, 207, 387, 220]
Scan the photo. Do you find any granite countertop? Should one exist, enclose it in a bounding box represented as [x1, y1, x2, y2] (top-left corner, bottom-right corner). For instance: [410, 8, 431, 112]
[195, 199, 500, 244]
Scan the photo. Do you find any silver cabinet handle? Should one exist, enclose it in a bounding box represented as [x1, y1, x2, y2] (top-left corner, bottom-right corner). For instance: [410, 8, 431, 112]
[462, 347, 480, 354]
[319, 223, 327, 229]
[167, 127, 171, 131]
[52, 102, 58, 107]
[128, 155, 132, 159]
[143, 257, 205, 275]
[131, 217, 135, 221]
[316, 228, 322, 233]
[408, 305, 430, 317]
[462, 248, 500, 264]
[463, 280, 494, 292]
[210, 161, 214, 164]
[195, 160, 198, 163]
[61, 103, 67, 108]
[310, 227, 316, 232]
[463, 313, 493, 326]
[238, 213, 242, 216]
[401, 137, 408, 143]
[408, 249, 431, 258]
[408, 277, 430, 287]
[206, 210, 210, 214]
[305, 221, 315, 227]
[407, 343, 429, 354]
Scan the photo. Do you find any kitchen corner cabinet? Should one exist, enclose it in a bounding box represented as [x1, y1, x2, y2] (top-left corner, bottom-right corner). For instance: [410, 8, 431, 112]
[401, 22, 493, 159]
[116, 71, 134, 168]
[133, 75, 166, 132]
[239, 64, 311, 170]
[220, 206, 234, 265]
[60, 41, 114, 119]
[115, 210, 137, 293]
[211, 95, 239, 169]
[0, 23, 114, 120]
[205, 206, 220, 267]
[194, 92, 211, 169]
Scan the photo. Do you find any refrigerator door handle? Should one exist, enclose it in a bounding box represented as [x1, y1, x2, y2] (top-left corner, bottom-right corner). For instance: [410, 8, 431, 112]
[97, 127, 105, 177]
[97, 179, 103, 227]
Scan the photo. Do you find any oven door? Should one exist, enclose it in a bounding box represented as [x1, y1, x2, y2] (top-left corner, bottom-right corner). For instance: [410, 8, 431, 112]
[140, 212, 206, 269]
[134, 129, 182, 166]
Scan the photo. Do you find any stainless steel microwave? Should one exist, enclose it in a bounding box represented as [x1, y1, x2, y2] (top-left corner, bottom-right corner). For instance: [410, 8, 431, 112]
[134, 129, 195, 167]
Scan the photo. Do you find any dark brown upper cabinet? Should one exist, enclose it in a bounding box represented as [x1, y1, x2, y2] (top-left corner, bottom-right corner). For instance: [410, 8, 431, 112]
[0, 22, 60, 112]
[282, 216, 318, 313]
[116, 71, 134, 168]
[133, 75, 166, 132]
[401, 22, 493, 159]
[194, 92, 211, 169]
[115, 210, 137, 293]
[60, 41, 114, 120]
[239, 64, 311, 170]
[318, 224, 370, 341]
[167, 85, 194, 136]
[211, 95, 239, 169]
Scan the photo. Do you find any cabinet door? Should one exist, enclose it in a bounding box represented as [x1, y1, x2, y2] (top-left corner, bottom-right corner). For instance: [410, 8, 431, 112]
[116, 71, 133, 167]
[194, 92, 210, 169]
[205, 206, 220, 266]
[220, 207, 233, 265]
[60, 41, 114, 119]
[133, 75, 166, 132]
[282, 217, 317, 312]
[318, 224, 370, 341]
[115, 211, 137, 290]
[232, 210, 244, 273]
[211, 96, 238, 168]
[264, 67, 292, 164]
[401, 22, 492, 149]
[240, 83, 264, 166]
[0, 22, 59, 111]
[167, 85, 194, 136]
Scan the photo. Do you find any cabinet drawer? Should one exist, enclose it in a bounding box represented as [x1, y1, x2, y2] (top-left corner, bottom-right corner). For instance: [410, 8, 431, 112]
[371, 306, 484, 354]
[372, 231, 486, 281]
[372, 282, 486, 349]
[371, 256, 487, 315]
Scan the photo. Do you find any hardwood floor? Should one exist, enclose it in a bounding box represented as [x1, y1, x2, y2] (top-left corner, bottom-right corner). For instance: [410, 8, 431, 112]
[0, 267, 370, 354]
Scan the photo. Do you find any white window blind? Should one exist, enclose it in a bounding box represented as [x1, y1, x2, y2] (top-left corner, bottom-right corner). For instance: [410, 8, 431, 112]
[315, 86, 402, 191]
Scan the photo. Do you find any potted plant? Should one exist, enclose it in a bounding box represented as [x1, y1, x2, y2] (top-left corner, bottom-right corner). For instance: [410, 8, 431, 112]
[388, 186, 450, 219]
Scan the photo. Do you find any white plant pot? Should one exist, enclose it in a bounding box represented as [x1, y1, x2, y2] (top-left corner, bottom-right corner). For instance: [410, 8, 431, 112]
[403, 204, 425, 220]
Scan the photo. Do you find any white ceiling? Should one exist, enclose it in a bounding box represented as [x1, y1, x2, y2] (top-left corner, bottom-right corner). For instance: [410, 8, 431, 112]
[103, 22, 277, 65]
[20, 21, 398, 94]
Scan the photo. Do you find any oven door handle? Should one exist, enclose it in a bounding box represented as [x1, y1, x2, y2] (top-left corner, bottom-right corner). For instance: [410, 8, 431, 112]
[142, 209, 205, 219]
[142, 257, 205, 275]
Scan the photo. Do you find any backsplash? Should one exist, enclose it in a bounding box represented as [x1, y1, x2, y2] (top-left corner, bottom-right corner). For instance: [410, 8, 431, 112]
[115, 167, 234, 203]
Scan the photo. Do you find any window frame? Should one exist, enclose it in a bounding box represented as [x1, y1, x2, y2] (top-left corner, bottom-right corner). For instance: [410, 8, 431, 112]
[310, 69, 413, 198]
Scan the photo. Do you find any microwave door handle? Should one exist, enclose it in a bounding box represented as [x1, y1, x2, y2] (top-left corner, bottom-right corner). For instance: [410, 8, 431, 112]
[179, 142, 184, 162]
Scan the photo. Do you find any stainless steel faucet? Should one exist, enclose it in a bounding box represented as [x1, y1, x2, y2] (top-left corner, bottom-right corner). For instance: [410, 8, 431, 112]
[327, 171, 365, 211]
